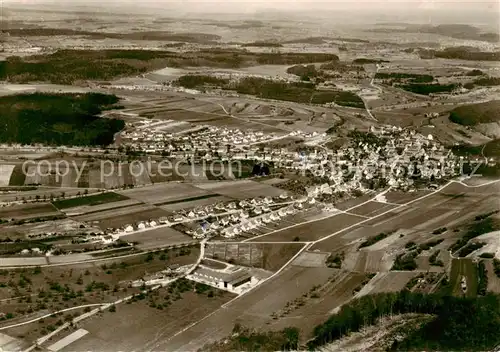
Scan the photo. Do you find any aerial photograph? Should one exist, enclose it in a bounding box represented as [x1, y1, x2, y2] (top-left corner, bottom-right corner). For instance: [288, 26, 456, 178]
[0, 0, 499, 351]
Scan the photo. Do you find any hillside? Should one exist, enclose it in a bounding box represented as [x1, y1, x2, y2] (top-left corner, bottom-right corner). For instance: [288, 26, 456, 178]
[449, 100, 500, 126]
[0, 93, 125, 146]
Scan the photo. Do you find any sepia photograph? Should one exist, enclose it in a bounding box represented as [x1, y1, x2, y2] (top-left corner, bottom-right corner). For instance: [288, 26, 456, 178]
[0, 0, 499, 351]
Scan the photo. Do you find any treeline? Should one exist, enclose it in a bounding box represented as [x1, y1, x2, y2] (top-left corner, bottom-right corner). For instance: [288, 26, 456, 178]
[352, 58, 390, 64]
[255, 53, 339, 65]
[4, 28, 222, 44]
[429, 250, 444, 266]
[392, 250, 419, 271]
[320, 61, 365, 73]
[375, 72, 433, 83]
[241, 41, 283, 48]
[471, 76, 500, 87]
[235, 77, 364, 108]
[308, 291, 500, 351]
[398, 83, 458, 95]
[448, 100, 500, 126]
[449, 216, 499, 254]
[173, 75, 364, 108]
[419, 48, 500, 61]
[173, 75, 229, 89]
[359, 232, 390, 248]
[0, 93, 124, 146]
[494, 258, 500, 278]
[0, 49, 339, 84]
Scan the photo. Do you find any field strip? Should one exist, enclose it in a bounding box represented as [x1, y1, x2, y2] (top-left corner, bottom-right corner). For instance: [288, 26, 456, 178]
[47, 328, 89, 352]
[242, 189, 391, 243]
[313, 179, 500, 245]
[342, 212, 370, 219]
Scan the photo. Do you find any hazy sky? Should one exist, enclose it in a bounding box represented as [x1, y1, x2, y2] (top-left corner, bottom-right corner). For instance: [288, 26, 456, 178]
[5, 0, 498, 9]
[3, 0, 499, 19]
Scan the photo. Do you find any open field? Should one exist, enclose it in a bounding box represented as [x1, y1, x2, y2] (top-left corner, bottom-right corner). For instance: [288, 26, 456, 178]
[52, 192, 130, 210]
[193, 180, 286, 199]
[56, 289, 235, 352]
[120, 227, 194, 250]
[159, 195, 232, 212]
[117, 183, 214, 205]
[0, 203, 61, 221]
[204, 243, 304, 271]
[485, 260, 500, 293]
[356, 272, 419, 296]
[348, 201, 399, 217]
[249, 213, 364, 242]
[3, 7, 500, 350]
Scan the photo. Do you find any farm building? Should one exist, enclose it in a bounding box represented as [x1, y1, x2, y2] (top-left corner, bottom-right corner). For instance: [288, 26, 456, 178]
[191, 267, 257, 291]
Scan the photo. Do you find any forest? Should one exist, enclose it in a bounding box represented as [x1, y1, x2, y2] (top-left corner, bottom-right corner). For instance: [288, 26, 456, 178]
[0, 93, 124, 146]
[0, 50, 339, 84]
[173, 75, 365, 108]
[449, 100, 500, 126]
[308, 291, 500, 351]
[398, 83, 458, 95]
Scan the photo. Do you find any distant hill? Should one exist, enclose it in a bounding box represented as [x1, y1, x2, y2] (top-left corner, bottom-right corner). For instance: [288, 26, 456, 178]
[449, 101, 500, 126]
[415, 24, 500, 43]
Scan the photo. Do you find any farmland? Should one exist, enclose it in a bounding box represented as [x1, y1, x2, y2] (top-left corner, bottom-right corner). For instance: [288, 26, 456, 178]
[149, 265, 364, 350]
[120, 227, 195, 250]
[204, 243, 304, 271]
[249, 213, 364, 242]
[54, 288, 236, 352]
[2, 5, 500, 351]
[52, 192, 130, 210]
[447, 258, 478, 297]
[193, 180, 287, 200]
[117, 183, 214, 205]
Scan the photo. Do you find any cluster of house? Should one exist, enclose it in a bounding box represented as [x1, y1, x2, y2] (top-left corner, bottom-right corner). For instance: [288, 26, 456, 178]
[120, 125, 291, 154]
[172, 193, 312, 239]
[267, 126, 458, 190]
[120, 122, 327, 157]
[99, 193, 314, 240]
